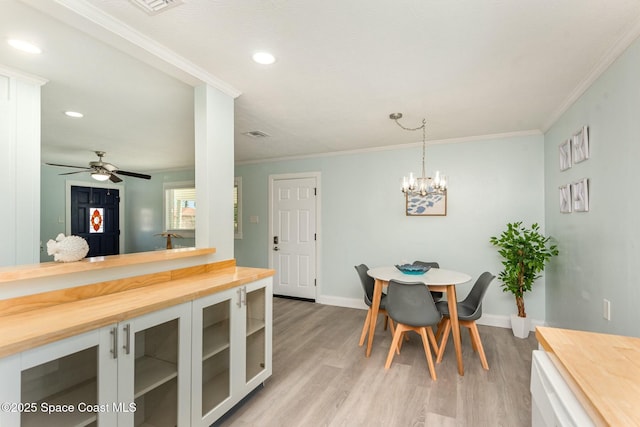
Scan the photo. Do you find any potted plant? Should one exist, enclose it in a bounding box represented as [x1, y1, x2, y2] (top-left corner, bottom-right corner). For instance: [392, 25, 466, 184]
[490, 222, 558, 338]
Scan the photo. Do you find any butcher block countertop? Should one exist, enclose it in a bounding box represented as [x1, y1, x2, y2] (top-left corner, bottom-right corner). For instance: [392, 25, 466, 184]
[0, 261, 274, 358]
[536, 326, 640, 426]
[0, 247, 217, 283]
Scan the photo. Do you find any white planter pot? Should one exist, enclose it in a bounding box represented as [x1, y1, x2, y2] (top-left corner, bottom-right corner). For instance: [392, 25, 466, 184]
[510, 314, 530, 339]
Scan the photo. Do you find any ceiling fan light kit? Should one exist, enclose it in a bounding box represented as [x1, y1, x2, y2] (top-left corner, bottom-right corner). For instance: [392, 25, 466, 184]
[91, 171, 111, 181]
[46, 151, 152, 183]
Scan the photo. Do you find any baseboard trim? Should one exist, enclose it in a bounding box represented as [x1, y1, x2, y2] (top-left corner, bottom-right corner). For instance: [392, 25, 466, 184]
[316, 295, 367, 310]
[314, 295, 543, 331]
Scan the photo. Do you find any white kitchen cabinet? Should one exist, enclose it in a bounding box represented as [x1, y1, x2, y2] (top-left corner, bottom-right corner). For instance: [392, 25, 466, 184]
[191, 278, 272, 426]
[0, 303, 191, 427]
[0, 273, 272, 427]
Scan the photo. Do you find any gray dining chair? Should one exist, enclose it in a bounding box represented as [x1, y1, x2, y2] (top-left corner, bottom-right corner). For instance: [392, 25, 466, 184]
[384, 279, 442, 380]
[435, 271, 495, 370]
[354, 264, 395, 346]
[412, 261, 443, 301]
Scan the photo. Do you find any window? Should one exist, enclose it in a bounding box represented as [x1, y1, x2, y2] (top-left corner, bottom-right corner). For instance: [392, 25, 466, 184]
[164, 182, 196, 236]
[234, 177, 242, 239]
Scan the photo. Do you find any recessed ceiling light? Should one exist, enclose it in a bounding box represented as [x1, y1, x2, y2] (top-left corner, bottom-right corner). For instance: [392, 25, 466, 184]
[252, 51, 276, 65]
[64, 111, 84, 118]
[7, 39, 42, 54]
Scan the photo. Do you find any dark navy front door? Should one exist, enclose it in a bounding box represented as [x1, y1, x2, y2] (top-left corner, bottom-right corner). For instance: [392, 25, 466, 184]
[70, 186, 120, 257]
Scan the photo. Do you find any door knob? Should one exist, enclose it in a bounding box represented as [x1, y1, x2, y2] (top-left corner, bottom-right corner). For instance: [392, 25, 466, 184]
[273, 246, 280, 251]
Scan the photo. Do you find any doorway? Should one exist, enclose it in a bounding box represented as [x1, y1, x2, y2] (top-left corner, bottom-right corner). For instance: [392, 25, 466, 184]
[268, 173, 320, 300]
[68, 184, 121, 257]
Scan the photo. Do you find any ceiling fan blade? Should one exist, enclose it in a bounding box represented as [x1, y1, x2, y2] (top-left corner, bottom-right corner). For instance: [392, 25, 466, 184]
[59, 170, 91, 175]
[116, 170, 152, 180]
[46, 162, 89, 169]
[109, 173, 123, 183]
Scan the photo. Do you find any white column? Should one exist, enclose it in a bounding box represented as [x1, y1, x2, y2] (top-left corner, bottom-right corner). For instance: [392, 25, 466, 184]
[194, 84, 234, 260]
[0, 66, 46, 267]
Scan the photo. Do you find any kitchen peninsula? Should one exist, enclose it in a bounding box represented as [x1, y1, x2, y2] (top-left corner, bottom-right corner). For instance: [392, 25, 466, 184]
[0, 248, 274, 426]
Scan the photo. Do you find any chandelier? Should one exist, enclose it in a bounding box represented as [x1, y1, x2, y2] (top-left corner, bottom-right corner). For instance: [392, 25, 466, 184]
[390, 113, 447, 196]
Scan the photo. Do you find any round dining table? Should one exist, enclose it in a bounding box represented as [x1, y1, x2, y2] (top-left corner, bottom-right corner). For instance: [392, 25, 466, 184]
[367, 266, 472, 376]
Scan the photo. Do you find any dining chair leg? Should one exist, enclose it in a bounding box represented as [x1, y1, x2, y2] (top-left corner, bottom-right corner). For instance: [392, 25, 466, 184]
[384, 315, 389, 330]
[468, 327, 478, 352]
[418, 327, 437, 381]
[358, 308, 372, 346]
[396, 331, 409, 353]
[435, 318, 446, 343]
[427, 326, 439, 355]
[464, 320, 489, 370]
[385, 324, 407, 369]
[436, 317, 451, 363]
[387, 316, 396, 336]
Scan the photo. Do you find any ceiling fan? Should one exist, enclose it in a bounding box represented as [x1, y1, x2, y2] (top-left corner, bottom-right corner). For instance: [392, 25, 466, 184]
[46, 151, 152, 183]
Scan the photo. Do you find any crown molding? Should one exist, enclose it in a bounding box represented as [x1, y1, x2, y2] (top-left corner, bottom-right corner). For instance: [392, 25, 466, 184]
[542, 16, 640, 132]
[235, 129, 542, 166]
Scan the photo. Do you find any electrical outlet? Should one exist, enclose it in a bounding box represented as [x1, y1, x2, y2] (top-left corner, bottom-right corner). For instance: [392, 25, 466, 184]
[603, 299, 611, 321]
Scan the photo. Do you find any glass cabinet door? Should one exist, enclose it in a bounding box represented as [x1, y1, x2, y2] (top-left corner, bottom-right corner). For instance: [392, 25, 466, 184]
[132, 318, 179, 427]
[118, 303, 190, 427]
[21, 346, 99, 427]
[201, 298, 231, 416]
[245, 286, 266, 383]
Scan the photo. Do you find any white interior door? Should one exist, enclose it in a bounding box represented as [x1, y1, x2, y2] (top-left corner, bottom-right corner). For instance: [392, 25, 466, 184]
[269, 175, 317, 300]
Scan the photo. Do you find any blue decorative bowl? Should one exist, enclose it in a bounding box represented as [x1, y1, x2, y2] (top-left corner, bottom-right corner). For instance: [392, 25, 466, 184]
[395, 264, 430, 275]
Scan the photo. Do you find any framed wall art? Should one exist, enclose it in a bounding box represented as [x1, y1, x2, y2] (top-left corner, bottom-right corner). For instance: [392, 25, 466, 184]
[571, 178, 589, 212]
[559, 184, 571, 213]
[559, 139, 572, 171]
[572, 125, 589, 163]
[406, 192, 447, 216]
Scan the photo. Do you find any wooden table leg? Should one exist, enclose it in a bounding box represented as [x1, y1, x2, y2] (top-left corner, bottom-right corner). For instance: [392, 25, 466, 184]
[447, 284, 464, 376]
[366, 278, 384, 357]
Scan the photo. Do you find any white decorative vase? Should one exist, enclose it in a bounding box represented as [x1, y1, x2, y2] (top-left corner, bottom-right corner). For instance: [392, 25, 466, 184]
[510, 314, 530, 339]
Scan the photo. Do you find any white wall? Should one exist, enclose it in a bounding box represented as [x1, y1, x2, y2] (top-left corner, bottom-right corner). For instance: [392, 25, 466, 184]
[544, 36, 640, 337]
[235, 133, 546, 325]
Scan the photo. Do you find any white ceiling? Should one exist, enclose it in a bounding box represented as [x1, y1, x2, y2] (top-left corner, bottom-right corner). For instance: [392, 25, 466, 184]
[3, 0, 640, 173]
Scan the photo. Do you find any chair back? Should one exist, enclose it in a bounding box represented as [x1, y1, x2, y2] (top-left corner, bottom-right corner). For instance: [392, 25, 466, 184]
[354, 264, 375, 306]
[412, 261, 440, 269]
[459, 272, 495, 321]
[412, 261, 443, 300]
[386, 280, 442, 327]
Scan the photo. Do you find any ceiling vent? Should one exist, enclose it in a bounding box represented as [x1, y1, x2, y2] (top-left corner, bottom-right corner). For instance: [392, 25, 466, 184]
[242, 130, 271, 138]
[129, 0, 183, 15]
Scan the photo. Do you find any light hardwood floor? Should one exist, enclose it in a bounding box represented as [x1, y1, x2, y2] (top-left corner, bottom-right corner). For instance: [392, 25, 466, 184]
[217, 297, 539, 427]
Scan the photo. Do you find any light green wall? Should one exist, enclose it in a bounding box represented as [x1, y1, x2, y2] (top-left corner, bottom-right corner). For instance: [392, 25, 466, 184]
[235, 133, 546, 322]
[40, 165, 194, 261]
[125, 169, 196, 253]
[544, 36, 640, 337]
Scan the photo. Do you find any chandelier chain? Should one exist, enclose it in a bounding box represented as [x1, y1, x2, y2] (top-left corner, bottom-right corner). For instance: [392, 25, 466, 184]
[391, 112, 447, 196]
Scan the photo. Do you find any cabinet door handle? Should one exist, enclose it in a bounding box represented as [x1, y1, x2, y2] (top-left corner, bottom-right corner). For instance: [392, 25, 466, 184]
[237, 288, 242, 308]
[123, 324, 131, 355]
[110, 326, 118, 359]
